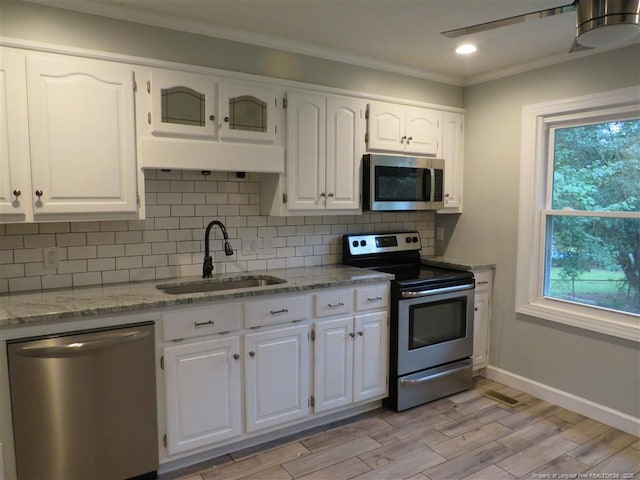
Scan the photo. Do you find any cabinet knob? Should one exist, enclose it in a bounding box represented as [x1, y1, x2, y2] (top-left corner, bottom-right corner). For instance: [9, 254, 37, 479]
[13, 189, 21, 197]
[209, 115, 215, 121]
[233, 353, 240, 360]
[444, 193, 450, 198]
[224, 116, 230, 123]
[474, 307, 478, 311]
[320, 192, 326, 198]
[328, 192, 334, 198]
[357, 331, 364, 336]
[249, 351, 256, 357]
[407, 136, 413, 144]
[401, 135, 407, 144]
[349, 332, 355, 338]
[35, 190, 43, 197]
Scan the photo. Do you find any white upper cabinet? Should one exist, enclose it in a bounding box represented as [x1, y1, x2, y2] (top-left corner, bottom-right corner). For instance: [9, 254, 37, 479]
[26, 54, 139, 218]
[367, 101, 442, 156]
[0, 49, 141, 223]
[0, 49, 31, 221]
[325, 96, 365, 211]
[284, 91, 364, 213]
[285, 91, 326, 211]
[218, 81, 277, 144]
[149, 69, 217, 138]
[438, 112, 464, 213]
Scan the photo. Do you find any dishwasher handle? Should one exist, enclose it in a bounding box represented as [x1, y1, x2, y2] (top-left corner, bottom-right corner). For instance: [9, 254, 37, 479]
[15, 330, 151, 358]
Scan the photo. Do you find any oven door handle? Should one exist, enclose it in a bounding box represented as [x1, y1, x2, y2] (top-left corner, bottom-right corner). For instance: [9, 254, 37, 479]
[401, 283, 474, 298]
[400, 364, 470, 385]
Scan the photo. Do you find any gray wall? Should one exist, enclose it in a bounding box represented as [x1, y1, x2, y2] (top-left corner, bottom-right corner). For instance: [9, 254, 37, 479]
[0, 0, 462, 107]
[442, 45, 640, 417]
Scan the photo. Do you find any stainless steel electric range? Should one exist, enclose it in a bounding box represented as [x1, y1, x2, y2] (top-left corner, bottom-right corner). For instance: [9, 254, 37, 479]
[343, 231, 475, 411]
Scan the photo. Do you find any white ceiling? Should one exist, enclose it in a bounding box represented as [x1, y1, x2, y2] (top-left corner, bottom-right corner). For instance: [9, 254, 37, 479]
[24, 0, 640, 85]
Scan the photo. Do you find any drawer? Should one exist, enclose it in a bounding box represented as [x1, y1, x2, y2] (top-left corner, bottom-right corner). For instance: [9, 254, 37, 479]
[162, 302, 242, 341]
[314, 288, 354, 318]
[245, 294, 311, 328]
[355, 284, 389, 312]
[473, 270, 493, 293]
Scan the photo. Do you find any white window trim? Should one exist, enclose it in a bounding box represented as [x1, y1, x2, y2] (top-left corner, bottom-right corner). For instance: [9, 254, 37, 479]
[516, 86, 640, 342]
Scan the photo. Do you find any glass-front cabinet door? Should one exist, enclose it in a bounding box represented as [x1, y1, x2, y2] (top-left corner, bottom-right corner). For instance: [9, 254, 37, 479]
[218, 82, 277, 143]
[149, 69, 216, 138]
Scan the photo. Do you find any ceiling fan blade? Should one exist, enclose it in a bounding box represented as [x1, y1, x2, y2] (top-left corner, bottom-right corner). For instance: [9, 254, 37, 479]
[441, 1, 577, 38]
[569, 37, 596, 52]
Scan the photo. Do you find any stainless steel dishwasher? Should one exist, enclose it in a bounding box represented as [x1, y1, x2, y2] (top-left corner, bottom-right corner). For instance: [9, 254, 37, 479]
[7, 322, 158, 480]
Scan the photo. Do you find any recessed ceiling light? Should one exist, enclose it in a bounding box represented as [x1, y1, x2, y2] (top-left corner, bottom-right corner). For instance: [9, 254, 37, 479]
[455, 44, 477, 55]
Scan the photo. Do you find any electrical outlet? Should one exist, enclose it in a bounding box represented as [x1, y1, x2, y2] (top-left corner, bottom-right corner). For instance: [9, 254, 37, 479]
[242, 237, 259, 254]
[44, 246, 59, 269]
[436, 227, 445, 242]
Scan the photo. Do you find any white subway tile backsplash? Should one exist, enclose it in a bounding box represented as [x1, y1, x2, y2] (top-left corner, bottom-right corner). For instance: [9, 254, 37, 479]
[0, 169, 435, 293]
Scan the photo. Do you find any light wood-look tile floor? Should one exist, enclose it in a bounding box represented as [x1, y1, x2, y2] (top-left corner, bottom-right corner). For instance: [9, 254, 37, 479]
[168, 377, 640, 480]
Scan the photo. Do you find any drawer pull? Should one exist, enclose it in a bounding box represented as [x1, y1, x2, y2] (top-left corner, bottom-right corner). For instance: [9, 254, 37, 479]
[327, 302, 345, 308]
[270, 308, 289, 315]
[367, 296, 383, 302]
[194, 320, 215, 328]
[477, 281, 489, 285]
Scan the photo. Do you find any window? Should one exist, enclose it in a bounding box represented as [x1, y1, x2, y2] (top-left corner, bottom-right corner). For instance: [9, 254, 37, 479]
[516, 87, 640, 342]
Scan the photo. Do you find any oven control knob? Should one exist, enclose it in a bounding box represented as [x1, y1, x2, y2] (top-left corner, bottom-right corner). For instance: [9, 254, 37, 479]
[413, 236, 418, 243]
[360, 240, 367, 247]
[405, 237, 411, 243]
[352, 240, 358, 248]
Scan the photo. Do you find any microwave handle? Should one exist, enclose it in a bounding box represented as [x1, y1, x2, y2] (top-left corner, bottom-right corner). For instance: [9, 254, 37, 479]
[423, 168, 432, 202]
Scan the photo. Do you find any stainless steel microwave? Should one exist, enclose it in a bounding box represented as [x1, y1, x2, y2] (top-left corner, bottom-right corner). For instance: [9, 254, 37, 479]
[362, 154, 444, 211]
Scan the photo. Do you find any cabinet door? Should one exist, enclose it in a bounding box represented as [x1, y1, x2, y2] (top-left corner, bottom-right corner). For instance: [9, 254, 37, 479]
[219, 82, 276, 143]
[26, 55, 138, 216]
[353, 311, 388, 402]
[150, 69, 216, 138]
[473, 290, 490, 370]
[0, 49, 31, 220]
[245, 324, 309, 432]
[439, 112, 464, 212]
[404, 107, 441, 156]
[367, 101, 405, 152]
[313, 317, 353, 412]
[163, 336, 242, 455]
[285, 91, 326, 211]
[326, 96, 365, 211]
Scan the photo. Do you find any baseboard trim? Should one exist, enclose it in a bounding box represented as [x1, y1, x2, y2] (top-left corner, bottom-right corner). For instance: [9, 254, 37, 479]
[485, 366, 640, 436]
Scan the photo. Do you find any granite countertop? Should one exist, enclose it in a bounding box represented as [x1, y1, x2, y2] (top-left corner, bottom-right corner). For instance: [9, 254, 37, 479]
[422, 256, 496, 271]
[0, 265, 392, 329]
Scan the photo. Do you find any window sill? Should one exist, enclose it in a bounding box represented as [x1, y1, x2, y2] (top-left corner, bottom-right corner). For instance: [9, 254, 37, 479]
[516, 300, 640, 343]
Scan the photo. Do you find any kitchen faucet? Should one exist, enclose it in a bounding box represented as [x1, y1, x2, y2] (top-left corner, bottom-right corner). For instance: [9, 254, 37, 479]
[203, 220, 234, 278]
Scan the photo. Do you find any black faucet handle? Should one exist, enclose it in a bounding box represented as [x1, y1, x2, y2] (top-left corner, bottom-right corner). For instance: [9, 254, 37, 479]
[203, 255, 214, 278]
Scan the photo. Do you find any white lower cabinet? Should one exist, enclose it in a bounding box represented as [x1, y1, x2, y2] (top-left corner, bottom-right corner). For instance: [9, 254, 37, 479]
[353, 311, 388, 403]
[313, 311, 388, 413]
[244, 324, 309, 433]
[160, 282, 389, 461]
[163, 336, 242, 455]
[472, 269, 493, 371]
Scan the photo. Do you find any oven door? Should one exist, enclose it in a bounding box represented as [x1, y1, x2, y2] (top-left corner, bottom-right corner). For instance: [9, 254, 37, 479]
[396, 284, 474, 376]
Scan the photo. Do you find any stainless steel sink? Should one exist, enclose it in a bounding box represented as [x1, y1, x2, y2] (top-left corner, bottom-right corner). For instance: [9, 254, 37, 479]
[157, 275, 287, 295]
